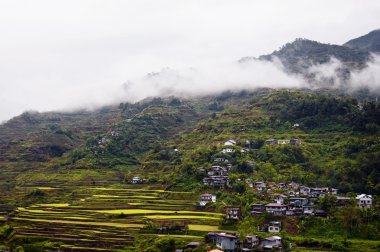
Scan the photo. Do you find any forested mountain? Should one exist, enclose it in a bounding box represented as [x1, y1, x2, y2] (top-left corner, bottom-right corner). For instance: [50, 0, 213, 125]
[258, 38, 370, 73]
[239, 29, 380, 88]
[344, 29, 380, 53]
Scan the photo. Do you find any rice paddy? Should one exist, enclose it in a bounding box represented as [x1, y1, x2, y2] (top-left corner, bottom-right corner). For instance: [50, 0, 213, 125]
[8, 183, 224, 251]
[188, 224, 221, 231]
[144, 215, 221, 220]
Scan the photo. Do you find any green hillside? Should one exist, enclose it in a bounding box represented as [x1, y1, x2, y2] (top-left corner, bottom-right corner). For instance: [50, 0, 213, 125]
[0, 89, 379, 251]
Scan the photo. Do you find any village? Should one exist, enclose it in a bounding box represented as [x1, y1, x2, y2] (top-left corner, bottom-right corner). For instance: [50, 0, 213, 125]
[131, 139, 374, 251]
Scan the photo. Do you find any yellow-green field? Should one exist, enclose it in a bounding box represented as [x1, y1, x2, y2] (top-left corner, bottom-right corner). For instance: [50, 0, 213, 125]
[9, 184, 223, 251]
[13, 217, 145, 228]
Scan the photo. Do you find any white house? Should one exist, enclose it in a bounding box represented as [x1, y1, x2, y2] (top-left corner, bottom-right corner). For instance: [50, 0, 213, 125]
[273, 194, 287, 204]
[225, 207, 241, 220]
[303, 205, 315, 215]
[199, 193, 216, 206]
[222, 148, 235, 154]
[261, 236, 282, 249]
[331, 188, 338, 195]
[356, 194, 372, 209]
[214, 157, 229, 163]
[278, 139, 290, 144]
[268, 221, 281, 233]
[215, 233, 239, 251]
[224, 140, 237, 146]
[132, 177, 142, 184]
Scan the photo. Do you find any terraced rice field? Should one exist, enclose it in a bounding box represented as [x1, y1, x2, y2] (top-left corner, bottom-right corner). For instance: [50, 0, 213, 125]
[8, 184, 224, 251]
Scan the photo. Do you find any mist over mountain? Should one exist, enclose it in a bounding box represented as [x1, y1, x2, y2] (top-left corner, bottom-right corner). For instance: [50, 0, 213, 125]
[118, 30, 380, 105]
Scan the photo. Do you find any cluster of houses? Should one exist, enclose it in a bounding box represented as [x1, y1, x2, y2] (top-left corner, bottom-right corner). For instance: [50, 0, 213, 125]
[224, 182, 373, 219]
[206, 232, 283, 251]
[198, 180, 373, 221]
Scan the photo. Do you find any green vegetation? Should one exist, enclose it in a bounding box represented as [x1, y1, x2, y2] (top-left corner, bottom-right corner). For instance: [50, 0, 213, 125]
[0, 89, 379, 251]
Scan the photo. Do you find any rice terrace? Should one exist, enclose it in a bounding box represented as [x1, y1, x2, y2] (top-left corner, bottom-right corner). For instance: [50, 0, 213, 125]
[4, 182, 225, 251]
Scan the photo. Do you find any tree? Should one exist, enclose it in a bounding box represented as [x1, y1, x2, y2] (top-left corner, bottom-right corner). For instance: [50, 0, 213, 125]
[238, 216, 265, 237]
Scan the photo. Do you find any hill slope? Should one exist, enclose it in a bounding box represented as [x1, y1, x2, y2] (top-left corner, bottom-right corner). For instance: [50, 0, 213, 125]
[344, 29, 380, 53]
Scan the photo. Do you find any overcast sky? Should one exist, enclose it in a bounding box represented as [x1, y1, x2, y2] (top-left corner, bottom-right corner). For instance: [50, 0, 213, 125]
[0, 0, 379, 122]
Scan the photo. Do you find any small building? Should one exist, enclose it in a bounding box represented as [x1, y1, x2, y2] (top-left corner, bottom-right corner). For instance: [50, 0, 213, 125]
[251, 204, 266, 215]
[331, 188, 338, 195]
[277, 183, 288, 189]
[265, 139, 277, 145]
[299, 186, 311, 196]
[215, 233, 239, 251]
[199, 193, 216, 206]
[224, 140, 237, 146]
[268, 221, 282, 233]
[288, 197, 309, 208]
[206, 232, 218, 243]
[290, 139, 301, 145]
[261, 236, 282, 250]
[286, 209, 295, 216]
[246, 180, 254, 188]
[265, 203, 287, 216]
[222, 148, 235, 154]
[196, 168, 206, 174]
[203, 176, 229, 188]
[207, 165, 229, 176]
[214, 157, 229, 163]
[288, 182, 299, 190]
[336, 196, 352, 206]
[356, 194, 372, 209]
[240, 148, 250, 153]
[311, 187, 329, 197]
[278, 139, 290, 145]
[303, 205, 315, 215]
[241, 235, 259, 250]
[273, 194, 287, 204]
[132, 177, 142, 184]
[285, 190, 297, 197]
[255, 181, 267, 191]
[186, 242, 201, 250]
[314, 209, 328, 217]
[225, 207, 242, 220]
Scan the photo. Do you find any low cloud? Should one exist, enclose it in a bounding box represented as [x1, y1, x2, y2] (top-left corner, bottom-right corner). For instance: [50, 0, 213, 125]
[118, 55, 380, 103]
[2, 53, 380, 123]
[349, 54, 380, 93]
[119, 58, 303, 102]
